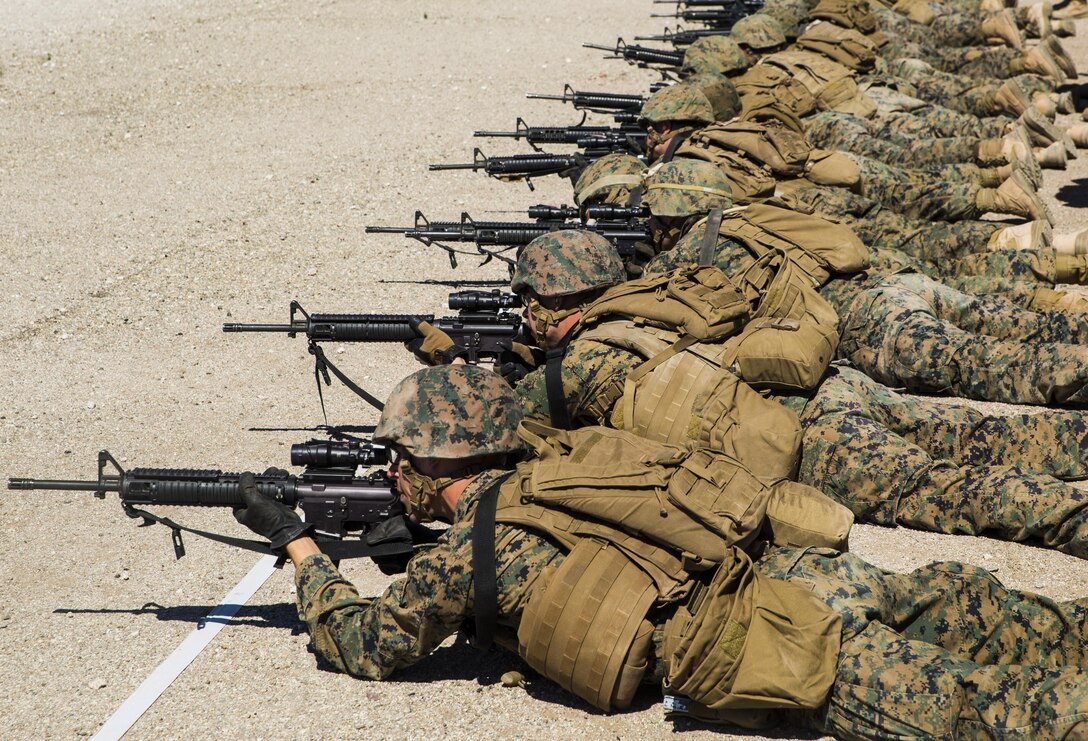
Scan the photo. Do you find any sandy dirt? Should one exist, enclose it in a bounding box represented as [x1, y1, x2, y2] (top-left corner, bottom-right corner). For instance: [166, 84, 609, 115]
[1, 1, 1087, 738]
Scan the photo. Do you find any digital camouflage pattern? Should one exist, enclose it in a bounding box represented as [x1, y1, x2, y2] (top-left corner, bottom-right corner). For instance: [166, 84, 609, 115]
[789, 365, 1088, 557]
[638, 83, 715, 126]
[573, 153, 646, 206]
[641, 159, 733, 218]
[515, 338, 641, 427]
[826, 272, 1088, 406]
[510, 229, 625, 298]
[295, 469, 566, 678]
[681, 35, 749, 77]
[759, 548, 1088, 737]
[804, 110, 982, 168]
[761, 0, 813, 39]
[731, 14, 789, 50]
[373, 365, 525, 458]
[684, 71, 741, 121]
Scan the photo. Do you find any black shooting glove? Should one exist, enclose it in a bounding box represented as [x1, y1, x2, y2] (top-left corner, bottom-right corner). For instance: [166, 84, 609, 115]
[233, 470, 313, 552]
[496, 339, 542, 386]
[405, 317, 470, 365]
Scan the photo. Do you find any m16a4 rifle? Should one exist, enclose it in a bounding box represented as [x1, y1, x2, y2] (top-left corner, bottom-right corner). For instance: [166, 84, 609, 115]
[223, 292, 527, 417]
[650, 0, 765, 27]
[473, 118, 646, 155]
[365, 212, 651, 272]
[7, 441, 438, 573]
[634, 26, 731, 46]
[582, 39, 685, 72]
[429, 148, 621, 190]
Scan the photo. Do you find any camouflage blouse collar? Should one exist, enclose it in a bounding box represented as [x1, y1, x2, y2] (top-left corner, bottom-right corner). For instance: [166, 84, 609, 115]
[453, 467, 517, 524]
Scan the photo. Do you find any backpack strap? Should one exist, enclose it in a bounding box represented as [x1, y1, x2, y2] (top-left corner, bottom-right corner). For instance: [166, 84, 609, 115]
[545, 342, 573, 430]
[660, 129, 694, 163]
[471, 473, 515, 650]
[699, 208, 724, 266]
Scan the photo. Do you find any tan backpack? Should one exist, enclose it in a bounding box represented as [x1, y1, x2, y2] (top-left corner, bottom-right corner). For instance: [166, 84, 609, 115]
[762, 50, 877, 117]
[492, 421, 850, 714]
[795, 21, 880, 72]
[684, 121, 812, 176]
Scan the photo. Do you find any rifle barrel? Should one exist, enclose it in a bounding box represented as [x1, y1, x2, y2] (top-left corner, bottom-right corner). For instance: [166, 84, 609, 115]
[222, 323, 306, 333]
[7, 478, 113, 492]
[364, 226, 415, 233]
[428, 163, 480, 171]
[473, 130, 519, 138]
[525, 93, 569, 101]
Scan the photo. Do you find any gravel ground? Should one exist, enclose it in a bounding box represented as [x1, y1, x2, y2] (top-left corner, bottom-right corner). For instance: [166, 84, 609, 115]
[1, 2, 1086, 739]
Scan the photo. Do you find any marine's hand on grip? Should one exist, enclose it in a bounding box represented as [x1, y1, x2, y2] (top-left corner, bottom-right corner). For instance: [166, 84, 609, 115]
[233, 471, 313, 551]
[405, 317, 469, 365]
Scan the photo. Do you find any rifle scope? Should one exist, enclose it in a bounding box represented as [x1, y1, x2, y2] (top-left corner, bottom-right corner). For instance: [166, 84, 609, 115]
[447, 290, 522, 311]
[290, 440, 390, 469]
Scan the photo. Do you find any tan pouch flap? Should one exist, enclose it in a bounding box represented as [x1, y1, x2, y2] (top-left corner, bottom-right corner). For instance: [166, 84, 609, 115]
[764, 480, 853, 550]
[805, 149, 863, 189]
[739, 202, 869, 274]
[685, 121, 811, 175]
[796, 21, 878, 72]
[722, 317, 839, 391]
[664, 549, 841, 712]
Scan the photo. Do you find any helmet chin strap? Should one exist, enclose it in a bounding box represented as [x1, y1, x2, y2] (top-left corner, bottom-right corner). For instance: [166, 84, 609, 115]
[397, 458, 490, 523]
[528, 297, 582, 349]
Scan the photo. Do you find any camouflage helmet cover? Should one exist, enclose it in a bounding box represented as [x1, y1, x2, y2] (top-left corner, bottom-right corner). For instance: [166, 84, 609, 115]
[684, 71, 741, 121]
[574, 152, 647, 206]
[510, 229, 625, 297]
[731, 14, 788, 50]
[681, 35, 750, 77]
[374, 365, 525, 458]
[639, 82, 716, 126]
[761, 0, 813, 39]
[642, 159, 733, 217]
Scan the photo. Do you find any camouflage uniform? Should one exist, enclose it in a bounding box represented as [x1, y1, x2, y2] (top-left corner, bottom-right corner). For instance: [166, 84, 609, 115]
[760, 548, 1088, 738]
[804, 110, 983, 168]
[650, 221, 1088, 406]
[785, 365, 1088, 555]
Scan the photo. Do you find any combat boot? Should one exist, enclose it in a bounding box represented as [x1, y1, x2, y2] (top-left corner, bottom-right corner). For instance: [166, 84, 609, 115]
[1020, 45, 1066, 82]
[1026, 3, 1052, 38]
[1043, 36, 1078, 78]
[995, 79, 1032, 116]
[1065, 124, 1088, 149]
[1053, 92, 1076, 114]
[1053, 20, 1077, 36]
[976, 170, 1054, 224]
[1020, 107, 1074, 154]
[1032, 92, 1057, 119]
[979, 164, 1015, 188]
[1055, 254, 1088, 284]
[1054, 0, 1088, 20]
[1055, 230, 1088, 255]
[1030, 288, 1088, 314]
[1036, 140, 1069, 169]
[987, 220, 1052, 251]
[981, 10, 1024, 49]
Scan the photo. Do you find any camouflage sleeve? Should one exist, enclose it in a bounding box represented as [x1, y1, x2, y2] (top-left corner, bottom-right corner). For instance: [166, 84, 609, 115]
[295, 544, 473, 679]
[514, 341, 642, 426]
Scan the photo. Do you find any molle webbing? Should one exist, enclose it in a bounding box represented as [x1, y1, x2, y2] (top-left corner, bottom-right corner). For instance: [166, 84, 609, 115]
[517, 538, 656, 711]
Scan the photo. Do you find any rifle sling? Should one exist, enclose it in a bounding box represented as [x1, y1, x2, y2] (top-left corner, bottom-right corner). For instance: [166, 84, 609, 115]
[470, 473, 514, 651]
[308, 342, 386, 424]
[125, 505, 416, 562]
[545, 341, 573, 430]
[660, 129, 693, 164]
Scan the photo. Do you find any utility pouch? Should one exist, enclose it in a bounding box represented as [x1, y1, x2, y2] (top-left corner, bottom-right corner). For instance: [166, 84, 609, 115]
[518, 538, 656, 711]
[764, 480, 853, 550]
[805, 149, 863, 189]
[663, 550, 841, 717]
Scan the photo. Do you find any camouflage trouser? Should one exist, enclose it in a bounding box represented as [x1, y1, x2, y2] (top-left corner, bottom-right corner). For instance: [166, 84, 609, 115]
[876, 5, 990, 49]
[759, 548, 1088, 738]
[870, 105, 1010, 141]
[888, 63, 1055, 116]
[825, 272, 1088, 405]
[933, 46, 1022, 80]
[805, 111, 980, 169]
[794, 366, 1088, 555]
[849, 154, 981, 222]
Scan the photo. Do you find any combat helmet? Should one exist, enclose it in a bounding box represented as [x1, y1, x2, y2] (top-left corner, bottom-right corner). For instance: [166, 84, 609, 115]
[511, 229, 625, 298]
[762, 0, 814, 39]
[639, 83, 715, 127]
[374, 365, 525, 459]
[684, 71, 740, 121]
[642, 160, 733, 218]
[731, 14, 788, 50]
[681, 36, 750, 77]
[574, 153, 647, 206]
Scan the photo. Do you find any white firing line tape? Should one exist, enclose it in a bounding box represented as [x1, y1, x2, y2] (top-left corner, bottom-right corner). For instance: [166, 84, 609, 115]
[92, 555, 279, 741]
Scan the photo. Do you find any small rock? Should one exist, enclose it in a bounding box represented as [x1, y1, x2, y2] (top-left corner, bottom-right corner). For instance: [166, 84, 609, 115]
[500, 671, 525, 688]
[85, 401, 95, 410]
[88, 678, 107, 690]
